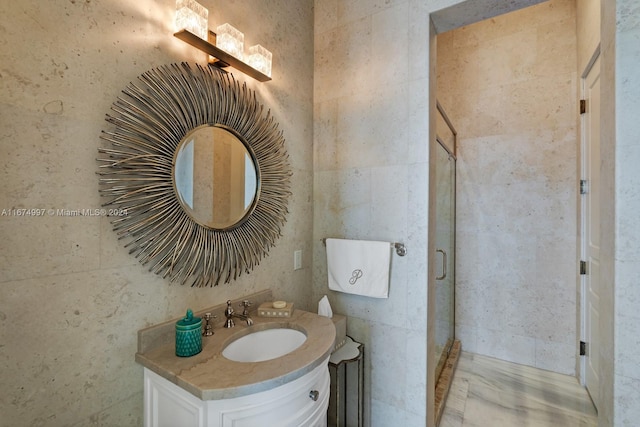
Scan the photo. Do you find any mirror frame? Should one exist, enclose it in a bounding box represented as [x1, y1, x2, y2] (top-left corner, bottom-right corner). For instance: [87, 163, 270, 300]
[98, 63, 291, 287]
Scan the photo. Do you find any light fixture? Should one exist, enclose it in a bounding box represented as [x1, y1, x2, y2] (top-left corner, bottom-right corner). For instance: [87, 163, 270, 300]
[173, 5, 273, 82]
[174, 0, 208, 41]
[246, 45, 272, 78]
[174, 33, 273, 83]
[215, 23, 244, 60]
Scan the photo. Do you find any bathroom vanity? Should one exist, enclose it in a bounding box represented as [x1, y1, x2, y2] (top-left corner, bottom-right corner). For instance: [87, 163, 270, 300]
[143, 360, 329, 427]
[136, 292, 336, 427]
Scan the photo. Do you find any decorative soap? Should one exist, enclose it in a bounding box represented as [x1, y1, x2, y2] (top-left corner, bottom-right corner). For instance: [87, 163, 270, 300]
[258, 301, 294, 317]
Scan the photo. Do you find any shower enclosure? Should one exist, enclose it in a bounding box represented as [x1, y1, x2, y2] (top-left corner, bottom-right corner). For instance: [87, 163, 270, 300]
[433, 101, 457, 390]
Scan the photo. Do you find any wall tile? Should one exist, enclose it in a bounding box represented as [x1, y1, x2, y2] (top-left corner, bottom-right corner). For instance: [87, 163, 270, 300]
[408, 0, 431, 81]
[313, 0, 428, 424]
[614, 374, 640, 426]
[369, 323, 408, 409]
[407, 79, 430, 161]
[476, 327, 536, 366]
[313, 99, 339, 172]
[371, 165, 409, 237]
[314, 0, 337, 35]
[337, 0, 407, 27]
[616, 146, 640, 260]
[406, 329, 428, 417]
[314, 17, 373, 103]
[615, 312, 640, 380]
[371, 2, 409, 87]
[534, 339, 576, 375]
[616, 0, 640, 33]
[454, 324, 478, 354]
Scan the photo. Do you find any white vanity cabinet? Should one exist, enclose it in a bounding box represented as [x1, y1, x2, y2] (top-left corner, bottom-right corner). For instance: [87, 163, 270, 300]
[144, 356, 330, 427]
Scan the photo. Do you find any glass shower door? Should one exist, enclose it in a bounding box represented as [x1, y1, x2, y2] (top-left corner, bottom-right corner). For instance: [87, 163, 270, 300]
[434, 103, 456, 383]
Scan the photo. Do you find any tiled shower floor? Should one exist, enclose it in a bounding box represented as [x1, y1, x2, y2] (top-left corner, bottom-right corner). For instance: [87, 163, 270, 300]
[440, 351, 598, 427]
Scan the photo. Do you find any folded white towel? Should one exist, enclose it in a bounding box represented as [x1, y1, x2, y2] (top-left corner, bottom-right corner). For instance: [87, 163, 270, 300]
[325, 238, 391, 299]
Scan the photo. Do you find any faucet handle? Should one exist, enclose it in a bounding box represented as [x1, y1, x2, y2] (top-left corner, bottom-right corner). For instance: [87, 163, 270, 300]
[239, 300, 252, 315]
[203, 312, 216, 336]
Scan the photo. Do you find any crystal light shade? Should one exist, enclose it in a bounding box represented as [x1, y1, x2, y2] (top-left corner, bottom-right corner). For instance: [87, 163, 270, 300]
[216, 23, 244, 60]
[175, 0, 209, 40]
[246, 45, 272, 77]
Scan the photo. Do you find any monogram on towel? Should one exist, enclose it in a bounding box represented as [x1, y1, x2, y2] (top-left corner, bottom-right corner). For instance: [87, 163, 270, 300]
[349, 269, 363, 284]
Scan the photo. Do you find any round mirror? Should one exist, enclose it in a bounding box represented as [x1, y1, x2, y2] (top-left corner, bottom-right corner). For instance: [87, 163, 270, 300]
[173, 125, 258, 230]
[99, 63, 291, 287]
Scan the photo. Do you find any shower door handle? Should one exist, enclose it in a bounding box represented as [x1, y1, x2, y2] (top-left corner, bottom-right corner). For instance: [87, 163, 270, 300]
[436, 249, 447, 280]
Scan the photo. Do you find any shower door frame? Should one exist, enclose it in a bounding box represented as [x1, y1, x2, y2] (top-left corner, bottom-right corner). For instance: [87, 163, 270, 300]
[433, 101, 457, 383]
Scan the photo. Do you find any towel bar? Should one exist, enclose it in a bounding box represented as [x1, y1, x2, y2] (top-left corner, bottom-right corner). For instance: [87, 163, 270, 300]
[321, 238, 407, 257]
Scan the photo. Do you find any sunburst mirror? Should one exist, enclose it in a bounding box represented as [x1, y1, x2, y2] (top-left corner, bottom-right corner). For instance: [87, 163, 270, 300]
[98, 63, 291, 287]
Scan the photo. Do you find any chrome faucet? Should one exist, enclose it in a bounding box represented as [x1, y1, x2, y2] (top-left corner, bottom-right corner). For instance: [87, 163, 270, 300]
[224, 300, 253, 328]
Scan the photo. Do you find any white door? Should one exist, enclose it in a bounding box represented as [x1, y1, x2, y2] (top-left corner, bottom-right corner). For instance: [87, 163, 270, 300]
[581, 54, 600, 409]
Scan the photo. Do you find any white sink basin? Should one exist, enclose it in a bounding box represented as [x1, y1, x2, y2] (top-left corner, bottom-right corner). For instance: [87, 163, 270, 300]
[222, 328, 307, 363]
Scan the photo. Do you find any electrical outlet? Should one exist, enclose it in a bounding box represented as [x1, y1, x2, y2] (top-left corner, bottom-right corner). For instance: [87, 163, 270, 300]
[294, 250, 302, 270]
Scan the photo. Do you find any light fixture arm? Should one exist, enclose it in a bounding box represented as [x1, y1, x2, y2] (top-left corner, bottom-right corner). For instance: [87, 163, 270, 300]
[174, 30, 272, 82]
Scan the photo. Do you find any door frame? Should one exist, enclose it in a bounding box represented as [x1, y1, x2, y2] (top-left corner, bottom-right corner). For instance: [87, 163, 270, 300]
[579, 45, 600, 393]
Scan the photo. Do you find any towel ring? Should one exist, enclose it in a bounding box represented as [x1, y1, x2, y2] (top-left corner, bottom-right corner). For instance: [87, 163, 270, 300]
[321, 238, 407, 257]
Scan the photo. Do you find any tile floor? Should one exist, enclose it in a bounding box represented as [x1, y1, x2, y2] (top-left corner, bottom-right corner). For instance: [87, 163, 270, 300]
[440, 352, 598, 427]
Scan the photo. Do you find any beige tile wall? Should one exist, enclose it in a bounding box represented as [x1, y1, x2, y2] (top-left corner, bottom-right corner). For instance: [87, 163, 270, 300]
[0, 0, 314, 425]
[313, 0, 432, 424]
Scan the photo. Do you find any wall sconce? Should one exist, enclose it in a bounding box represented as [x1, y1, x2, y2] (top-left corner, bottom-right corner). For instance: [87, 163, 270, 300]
[246, 45, 272, 78]
[174, 0, 208, 41]
[173, 1, 272, 82]
[216, 23, 244, 60]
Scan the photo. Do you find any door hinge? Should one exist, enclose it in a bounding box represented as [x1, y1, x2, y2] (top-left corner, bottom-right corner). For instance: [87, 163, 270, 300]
[580, 99, 587, 114]
[580, 260, 588, 275]
[580, 340, 587, 356]
[580, 179, 588, 195]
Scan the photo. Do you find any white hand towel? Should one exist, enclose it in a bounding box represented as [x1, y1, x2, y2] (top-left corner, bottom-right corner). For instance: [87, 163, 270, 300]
[325, 238, 391, 298]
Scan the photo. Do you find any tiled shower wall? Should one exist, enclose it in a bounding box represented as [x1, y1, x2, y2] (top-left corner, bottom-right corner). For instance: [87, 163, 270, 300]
[437, 0, 579, 375]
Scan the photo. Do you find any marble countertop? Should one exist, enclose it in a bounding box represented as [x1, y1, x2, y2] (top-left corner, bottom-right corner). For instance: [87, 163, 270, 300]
[135, 292, 336, 401]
